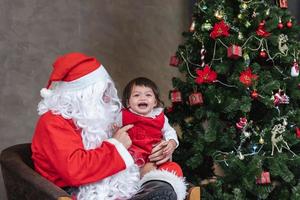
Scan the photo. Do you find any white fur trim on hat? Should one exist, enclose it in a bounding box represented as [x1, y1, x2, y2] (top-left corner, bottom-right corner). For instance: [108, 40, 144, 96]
[106, 138, 134, 168]
[53, 65, 110, 91]
[139, 170, 187, 200]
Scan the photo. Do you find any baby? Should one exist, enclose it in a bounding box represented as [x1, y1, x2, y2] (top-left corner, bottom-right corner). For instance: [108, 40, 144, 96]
[116, 77, 182, 176]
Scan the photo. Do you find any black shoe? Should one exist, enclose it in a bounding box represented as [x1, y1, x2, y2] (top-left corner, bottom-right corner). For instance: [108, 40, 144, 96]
[130, 180, 177, 200]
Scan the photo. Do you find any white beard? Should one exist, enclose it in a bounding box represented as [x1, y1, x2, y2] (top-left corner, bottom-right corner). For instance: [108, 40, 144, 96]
[77, 128, 140, 200]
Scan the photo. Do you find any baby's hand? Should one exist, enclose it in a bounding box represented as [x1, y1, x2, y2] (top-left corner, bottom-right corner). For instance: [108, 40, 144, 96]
[163, 139, 177, 157]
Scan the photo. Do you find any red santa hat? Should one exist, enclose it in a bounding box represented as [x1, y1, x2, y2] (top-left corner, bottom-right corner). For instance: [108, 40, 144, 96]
[40, 52, 110, 98]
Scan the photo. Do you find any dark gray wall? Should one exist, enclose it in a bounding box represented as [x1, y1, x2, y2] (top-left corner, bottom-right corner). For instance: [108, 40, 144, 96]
[0, 1, 189, 199]
[289, 0, 300, 20]
[1, 0, 299, 199]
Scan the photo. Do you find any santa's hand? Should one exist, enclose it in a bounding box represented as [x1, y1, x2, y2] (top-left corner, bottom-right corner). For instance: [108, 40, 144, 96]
[111, 123, 120, 132]
[163, 139, 177, 157]
[113, 124, 133, 149]
[148, 140, 170, 165]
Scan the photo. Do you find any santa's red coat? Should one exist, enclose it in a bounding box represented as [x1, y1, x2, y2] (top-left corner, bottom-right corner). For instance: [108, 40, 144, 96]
[31, 111, 134, 187]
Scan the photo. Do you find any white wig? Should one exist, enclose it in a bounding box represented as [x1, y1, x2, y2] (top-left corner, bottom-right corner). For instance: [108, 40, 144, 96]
[38, 66, 122, 149]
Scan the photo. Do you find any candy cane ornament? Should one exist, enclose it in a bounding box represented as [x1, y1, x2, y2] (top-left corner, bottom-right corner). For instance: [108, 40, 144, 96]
[200, 45, 206, 67]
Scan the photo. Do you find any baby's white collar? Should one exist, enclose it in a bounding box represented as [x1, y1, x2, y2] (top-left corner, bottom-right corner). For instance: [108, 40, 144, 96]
[129, 107, 163, 118]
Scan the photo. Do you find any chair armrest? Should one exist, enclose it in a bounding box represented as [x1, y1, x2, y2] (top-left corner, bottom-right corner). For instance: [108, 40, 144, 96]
[1, 143, 72, 200]
[186, 186, 200, 200]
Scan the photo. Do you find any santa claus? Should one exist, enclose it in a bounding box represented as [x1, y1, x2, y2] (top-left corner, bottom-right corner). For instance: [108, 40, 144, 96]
[31, 52, 186, 200]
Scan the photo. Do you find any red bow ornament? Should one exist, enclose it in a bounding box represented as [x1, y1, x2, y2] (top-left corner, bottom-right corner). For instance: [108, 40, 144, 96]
[236, 117, 248, 129]
[195, 65, 217, 84]
[273, 90, 289, 106]
[256, 20, 271, 37]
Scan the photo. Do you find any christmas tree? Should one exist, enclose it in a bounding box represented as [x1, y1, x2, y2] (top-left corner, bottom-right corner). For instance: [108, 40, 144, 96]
[166, 0, 300, 199]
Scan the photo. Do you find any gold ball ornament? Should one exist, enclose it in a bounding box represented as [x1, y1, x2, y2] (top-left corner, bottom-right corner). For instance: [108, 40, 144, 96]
[240, 3, 248, 10]
[201, 21, 212, 31]
[238, 13, 243, 19]
[214, 10, 224, 20]
[259, 137, 264, 144]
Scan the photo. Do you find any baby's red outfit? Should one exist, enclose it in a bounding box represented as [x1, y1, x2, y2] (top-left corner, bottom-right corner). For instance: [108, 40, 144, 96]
[122, 108, 164, 165]
[122, 109, 183, 177]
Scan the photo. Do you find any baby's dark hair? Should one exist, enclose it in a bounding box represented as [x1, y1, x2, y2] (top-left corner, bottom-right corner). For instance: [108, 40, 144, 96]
[122, 77, 164, 108]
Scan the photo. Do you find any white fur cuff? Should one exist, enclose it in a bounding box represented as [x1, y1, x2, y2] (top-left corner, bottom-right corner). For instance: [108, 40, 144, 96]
[106, 138, 134, 168]
[139, 170, 187, 200]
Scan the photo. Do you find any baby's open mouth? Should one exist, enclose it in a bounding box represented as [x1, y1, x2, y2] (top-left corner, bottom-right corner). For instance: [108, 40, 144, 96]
[138, 103, 148, 109]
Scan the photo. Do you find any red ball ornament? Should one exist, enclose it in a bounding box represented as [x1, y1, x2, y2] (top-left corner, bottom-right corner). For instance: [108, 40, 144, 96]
[277, 22, 284, 29]
[251, 90, 259, 99]
[259, 50, 267, 58]
[286, 20, 293, 28]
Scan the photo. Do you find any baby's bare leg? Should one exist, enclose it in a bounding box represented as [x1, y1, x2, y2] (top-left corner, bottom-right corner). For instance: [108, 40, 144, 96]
[139, 162, 157, 178]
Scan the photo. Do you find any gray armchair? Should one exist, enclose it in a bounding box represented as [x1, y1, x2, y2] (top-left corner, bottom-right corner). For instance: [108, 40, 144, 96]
[0, 143, 71, 200]
[0, 143, 200, 200]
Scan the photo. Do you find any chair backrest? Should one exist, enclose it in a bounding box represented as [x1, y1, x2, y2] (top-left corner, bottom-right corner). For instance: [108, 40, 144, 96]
[0, 143, 72, 200]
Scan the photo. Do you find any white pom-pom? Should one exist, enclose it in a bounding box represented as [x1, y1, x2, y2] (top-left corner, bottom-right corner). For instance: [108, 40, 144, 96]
[40, 88, 53, 98]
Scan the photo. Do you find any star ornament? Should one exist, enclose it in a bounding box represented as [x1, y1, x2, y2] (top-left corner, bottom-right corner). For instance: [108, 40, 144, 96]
[239, 68, 258, 87]
[210, 20, 230, 39]
[195, 65, 217, 84]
